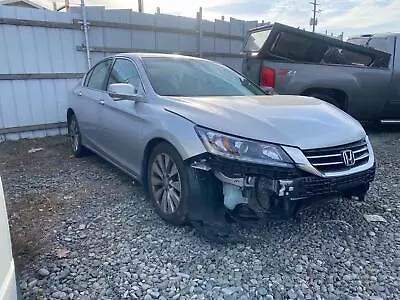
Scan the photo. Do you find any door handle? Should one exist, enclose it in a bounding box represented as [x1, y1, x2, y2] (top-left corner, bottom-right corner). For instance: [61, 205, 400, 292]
[98, 100, 105, 105]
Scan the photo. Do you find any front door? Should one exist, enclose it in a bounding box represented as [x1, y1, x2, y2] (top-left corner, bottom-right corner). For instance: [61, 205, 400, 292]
[97, 58, 146, 174]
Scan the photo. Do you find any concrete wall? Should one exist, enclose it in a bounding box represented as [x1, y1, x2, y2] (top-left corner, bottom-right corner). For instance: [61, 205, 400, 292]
[0, 5, 261, 141]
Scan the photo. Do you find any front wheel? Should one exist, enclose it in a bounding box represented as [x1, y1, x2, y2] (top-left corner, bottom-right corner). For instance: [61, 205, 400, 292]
[146, 143, 189, 225]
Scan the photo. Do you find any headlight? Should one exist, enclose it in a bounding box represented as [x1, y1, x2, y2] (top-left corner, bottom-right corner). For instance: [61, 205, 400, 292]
[365, 135, 374, 160]
[195, 126, 293, 167]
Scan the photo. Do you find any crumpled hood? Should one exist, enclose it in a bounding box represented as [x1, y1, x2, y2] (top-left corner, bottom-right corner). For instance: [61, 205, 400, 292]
[164, 95, 366, 150]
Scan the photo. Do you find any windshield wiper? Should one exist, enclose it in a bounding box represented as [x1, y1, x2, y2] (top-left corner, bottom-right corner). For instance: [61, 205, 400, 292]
[241, 79, 267, 95]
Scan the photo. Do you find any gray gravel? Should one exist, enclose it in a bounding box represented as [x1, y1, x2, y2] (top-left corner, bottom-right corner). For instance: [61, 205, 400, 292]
[1, 129, 400, 300]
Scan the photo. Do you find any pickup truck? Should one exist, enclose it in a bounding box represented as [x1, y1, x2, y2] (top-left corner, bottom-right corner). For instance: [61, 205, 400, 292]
[242, 23, 400, 123]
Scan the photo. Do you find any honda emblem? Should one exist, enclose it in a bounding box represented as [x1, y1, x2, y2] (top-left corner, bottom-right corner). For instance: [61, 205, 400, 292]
[342, 150, 355, 167]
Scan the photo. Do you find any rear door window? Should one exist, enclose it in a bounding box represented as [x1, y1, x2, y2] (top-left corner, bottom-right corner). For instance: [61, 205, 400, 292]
[87, 59, 113, 90]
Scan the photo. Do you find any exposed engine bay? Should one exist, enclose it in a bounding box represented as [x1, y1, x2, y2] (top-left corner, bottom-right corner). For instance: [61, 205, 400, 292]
[190, 155, 375, 220]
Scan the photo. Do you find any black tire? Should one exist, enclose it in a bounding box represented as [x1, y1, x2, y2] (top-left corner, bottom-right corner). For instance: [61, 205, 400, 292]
[67, 114, 89, 157]
[146, 142, 190, 225]
[282, 198, 299, 219]
[309, 93, 341, 110]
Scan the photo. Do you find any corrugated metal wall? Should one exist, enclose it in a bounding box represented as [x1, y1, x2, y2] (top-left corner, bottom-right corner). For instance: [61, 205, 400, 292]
[0, 5, 262, 141]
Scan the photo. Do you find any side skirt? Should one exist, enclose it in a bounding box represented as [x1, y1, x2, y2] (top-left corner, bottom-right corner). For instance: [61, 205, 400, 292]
[81, 137, 143, 185]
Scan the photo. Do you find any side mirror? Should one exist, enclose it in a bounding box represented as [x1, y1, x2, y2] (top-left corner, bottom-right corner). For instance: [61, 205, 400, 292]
[108, 83, 143, 101]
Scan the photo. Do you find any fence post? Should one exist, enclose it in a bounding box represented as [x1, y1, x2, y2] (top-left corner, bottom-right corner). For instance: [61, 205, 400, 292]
[80, 0, 91, 69]
[197, 7, 203, 58]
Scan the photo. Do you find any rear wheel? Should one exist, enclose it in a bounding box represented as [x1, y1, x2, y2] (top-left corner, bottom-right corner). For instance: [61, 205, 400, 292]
[67, 114, 88, 157]
[147, 143, 189, 225]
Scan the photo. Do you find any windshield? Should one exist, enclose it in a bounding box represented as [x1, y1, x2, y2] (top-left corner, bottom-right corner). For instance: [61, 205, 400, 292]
[142, 57, 265, 97]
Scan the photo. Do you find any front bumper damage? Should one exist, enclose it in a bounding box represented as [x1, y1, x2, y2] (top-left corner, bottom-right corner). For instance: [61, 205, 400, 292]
[190, 154, 376, 218]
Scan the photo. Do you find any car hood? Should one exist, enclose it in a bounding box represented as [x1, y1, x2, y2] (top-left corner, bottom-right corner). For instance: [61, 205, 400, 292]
[164, 95, 366, 150]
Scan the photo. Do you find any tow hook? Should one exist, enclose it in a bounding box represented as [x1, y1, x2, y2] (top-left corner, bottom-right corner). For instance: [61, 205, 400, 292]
[278, 180, 294, 197]
[278, 179, 299, 218]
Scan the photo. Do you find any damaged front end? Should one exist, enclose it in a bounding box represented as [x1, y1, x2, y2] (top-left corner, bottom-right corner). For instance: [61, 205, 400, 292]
[189, 135, 376, 220]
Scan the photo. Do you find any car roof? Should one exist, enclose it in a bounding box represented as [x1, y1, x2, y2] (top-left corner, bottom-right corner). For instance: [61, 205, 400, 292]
[115, 52, 209, 61]
[90, 53, 225, 73]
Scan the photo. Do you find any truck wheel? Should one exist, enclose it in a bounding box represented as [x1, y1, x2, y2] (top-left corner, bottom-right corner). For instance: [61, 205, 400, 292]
[309, 93, 341, 110]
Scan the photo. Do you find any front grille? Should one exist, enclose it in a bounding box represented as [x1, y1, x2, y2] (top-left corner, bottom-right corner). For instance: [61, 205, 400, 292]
[303, 139, 369, 173]
[299, 167, 375, 197]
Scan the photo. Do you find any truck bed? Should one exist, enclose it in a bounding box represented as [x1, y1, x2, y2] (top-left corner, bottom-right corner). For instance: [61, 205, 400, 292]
[242, 23, 399, 121]
[243, 22, 391, 68]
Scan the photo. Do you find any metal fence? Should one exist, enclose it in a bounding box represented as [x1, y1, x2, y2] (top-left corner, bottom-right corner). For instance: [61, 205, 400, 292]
[0, 5, 261, 141]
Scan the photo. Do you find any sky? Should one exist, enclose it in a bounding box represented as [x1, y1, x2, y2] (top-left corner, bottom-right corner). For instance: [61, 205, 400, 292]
[49, 0, 400, 37]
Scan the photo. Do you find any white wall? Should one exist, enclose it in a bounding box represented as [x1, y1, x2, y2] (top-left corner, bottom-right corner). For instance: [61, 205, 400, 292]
[0, 5, 261, 141]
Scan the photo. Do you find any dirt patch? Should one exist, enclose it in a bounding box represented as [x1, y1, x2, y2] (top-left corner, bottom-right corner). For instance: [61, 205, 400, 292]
[0, 136, 126, 271]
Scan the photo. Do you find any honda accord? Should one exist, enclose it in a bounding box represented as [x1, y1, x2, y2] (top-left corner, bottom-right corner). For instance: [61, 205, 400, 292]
[67, 53, 375, 224]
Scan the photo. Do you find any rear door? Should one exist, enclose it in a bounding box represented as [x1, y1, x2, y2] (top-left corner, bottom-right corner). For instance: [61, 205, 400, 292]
[76, 59, 113, 148]
[97, 58, 146, 174]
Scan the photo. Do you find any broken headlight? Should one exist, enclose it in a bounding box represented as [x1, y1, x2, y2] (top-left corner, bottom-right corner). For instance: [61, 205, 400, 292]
[195, 126, 293, 167]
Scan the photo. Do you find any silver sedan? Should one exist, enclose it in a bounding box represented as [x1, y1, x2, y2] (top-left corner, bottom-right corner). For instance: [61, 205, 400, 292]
[67, 53, 375, 224]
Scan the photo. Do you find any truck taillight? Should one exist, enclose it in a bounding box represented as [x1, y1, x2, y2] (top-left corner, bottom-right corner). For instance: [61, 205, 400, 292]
[260, 67, 275, 88]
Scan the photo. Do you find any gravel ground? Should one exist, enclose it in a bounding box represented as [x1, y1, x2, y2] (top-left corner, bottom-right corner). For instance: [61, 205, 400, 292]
[1, 130, 400, 300]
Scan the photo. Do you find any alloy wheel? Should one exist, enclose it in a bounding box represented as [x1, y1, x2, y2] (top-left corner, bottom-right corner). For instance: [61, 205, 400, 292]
[150, 153, 182, 214]
[69, 118, 79, 153]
